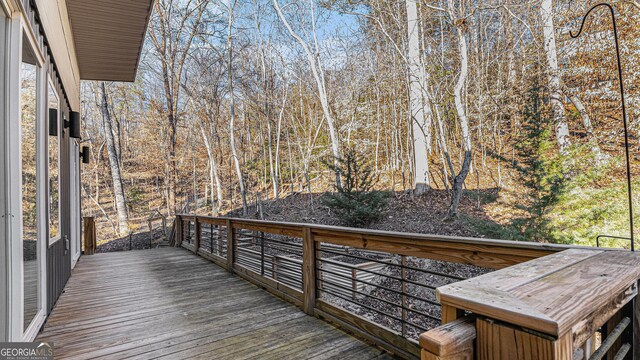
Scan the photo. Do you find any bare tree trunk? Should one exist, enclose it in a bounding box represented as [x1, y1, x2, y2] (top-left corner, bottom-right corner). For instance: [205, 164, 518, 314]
[405, 0, 432, 194]
[274, 79, 288, 200]
[228, 0, 248, 215]
[447, 1, 472, 219]
[541, 0, 570, 153]
[99, 82, 129, 235]
[198, 123, 222, 214]
[253, 6, 280, 200]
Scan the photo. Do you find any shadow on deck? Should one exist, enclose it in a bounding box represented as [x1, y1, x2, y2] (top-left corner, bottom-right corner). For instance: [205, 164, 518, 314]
[37, 248, 393, 359]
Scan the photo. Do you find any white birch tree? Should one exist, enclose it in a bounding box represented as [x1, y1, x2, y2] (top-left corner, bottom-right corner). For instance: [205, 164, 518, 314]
[405, 0, 433, 194]
[227, 0, 248, 215]
[540, 0, 570, 153]
[446, 0, 472, 218]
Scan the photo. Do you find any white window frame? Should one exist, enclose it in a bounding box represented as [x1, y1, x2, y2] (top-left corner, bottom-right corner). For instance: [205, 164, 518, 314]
[6, 11, 24, 343]
[47, 78, 61, 246]
[3, 9, 48, 342]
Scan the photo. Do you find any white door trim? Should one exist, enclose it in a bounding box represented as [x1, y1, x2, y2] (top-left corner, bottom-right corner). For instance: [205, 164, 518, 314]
[6, 13, 48, 342]
[20, 13, 47, 341]
[0, 6, 10, 342]
[70, 140, 80, 268]
[6, 12, 23, 342]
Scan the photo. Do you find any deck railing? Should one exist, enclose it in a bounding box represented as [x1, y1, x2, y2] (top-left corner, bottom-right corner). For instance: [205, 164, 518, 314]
[174, 214, 577, 359]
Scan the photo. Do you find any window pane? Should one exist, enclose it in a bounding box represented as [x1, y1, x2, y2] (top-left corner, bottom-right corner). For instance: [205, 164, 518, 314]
[48, 83, 59, 240]
[21, 37, 39, 331]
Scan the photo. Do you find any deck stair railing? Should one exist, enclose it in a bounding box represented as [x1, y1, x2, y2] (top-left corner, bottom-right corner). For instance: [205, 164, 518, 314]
[174, 215, 640, 360]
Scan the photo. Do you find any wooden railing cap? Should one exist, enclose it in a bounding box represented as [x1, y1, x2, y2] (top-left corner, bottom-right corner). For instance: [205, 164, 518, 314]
[175, 214, 595, 252]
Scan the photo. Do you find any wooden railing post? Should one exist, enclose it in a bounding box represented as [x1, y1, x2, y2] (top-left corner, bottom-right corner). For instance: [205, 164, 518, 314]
[174, 215, 183, 246]
[226, 219, 235, 271]
[194, 216, 201, 253]
[302, 226, 316, 316]
[83, 216, 96, 255]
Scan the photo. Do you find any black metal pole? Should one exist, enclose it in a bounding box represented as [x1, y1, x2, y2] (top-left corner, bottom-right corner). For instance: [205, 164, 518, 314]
[570, 3, 634, 251]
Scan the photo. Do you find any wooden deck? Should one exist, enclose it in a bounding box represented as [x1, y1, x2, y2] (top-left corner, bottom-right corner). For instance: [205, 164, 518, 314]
[37, 248, 394, 359]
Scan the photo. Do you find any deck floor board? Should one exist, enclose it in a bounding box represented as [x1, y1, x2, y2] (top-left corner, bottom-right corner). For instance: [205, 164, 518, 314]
[37, 248, 394, 360]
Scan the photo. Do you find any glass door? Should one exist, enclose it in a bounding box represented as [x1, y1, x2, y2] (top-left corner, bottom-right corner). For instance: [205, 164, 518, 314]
[20, 31, 41, 333]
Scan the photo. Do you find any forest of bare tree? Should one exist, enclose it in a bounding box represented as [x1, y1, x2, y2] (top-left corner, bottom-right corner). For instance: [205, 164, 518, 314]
[80, 0, 640, 249]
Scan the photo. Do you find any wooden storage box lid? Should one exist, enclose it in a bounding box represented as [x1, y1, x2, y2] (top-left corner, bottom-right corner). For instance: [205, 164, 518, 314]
[437, 249, 640, 337]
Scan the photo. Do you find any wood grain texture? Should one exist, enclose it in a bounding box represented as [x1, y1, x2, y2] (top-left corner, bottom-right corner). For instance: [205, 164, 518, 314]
[572, 283, 636, 349]
[193, 218, 201, 251]
[176, 215, 582, 269]
[82, 217, 96, 255]
[316, 299, 420, 359]
[440, 305, 463, 325]
[37, 248, 392, 360]
[422, 350, 472, 360]
[438, 249, 640, 337]
[303, 226, 317, 315]
[419, 317, 475, 358]
[476, 318, 573, 360]
[226, 219, 235, 270]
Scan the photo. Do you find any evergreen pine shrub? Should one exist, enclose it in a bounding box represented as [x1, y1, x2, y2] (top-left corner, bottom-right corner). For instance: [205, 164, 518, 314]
[321, 149, 388, 227]
[510, 83, 567, 242]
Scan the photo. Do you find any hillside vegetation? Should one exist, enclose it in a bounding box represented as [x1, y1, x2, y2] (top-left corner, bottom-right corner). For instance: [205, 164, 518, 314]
[82, 0, 640, 251]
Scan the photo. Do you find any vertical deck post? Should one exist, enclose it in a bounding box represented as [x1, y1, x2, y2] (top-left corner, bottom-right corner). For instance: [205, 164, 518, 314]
[226, 219, 235, 272]
[302, 226, 316, 316]
[441, 305, 463, 324]
[210, 224, 214, 253]
[351, 268, 357, 301]
[174, 215, 183, 246]
[194, 216, 201, 253]
[83, 217, 96, 255]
